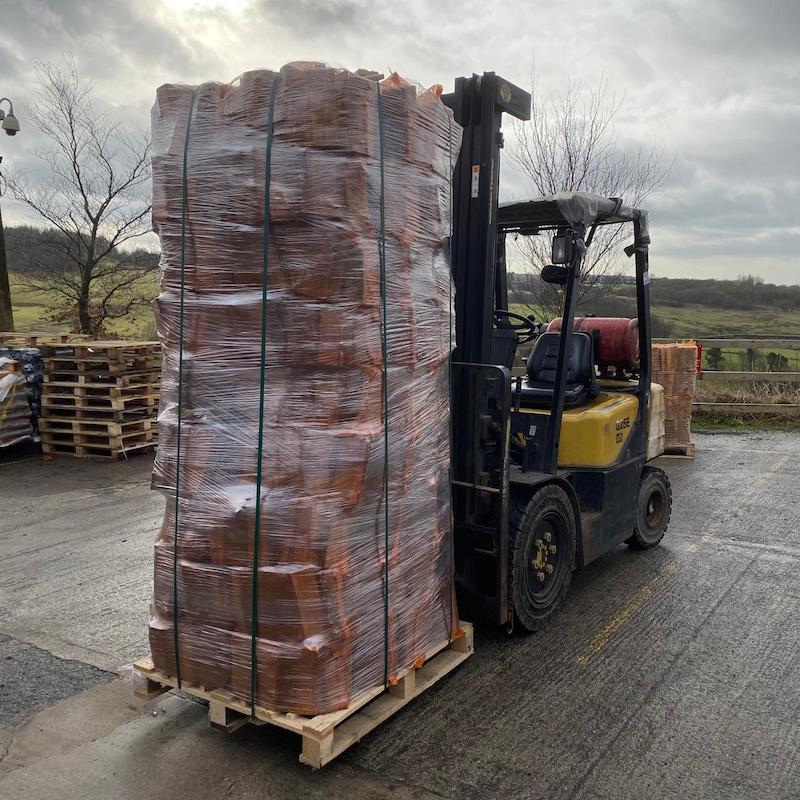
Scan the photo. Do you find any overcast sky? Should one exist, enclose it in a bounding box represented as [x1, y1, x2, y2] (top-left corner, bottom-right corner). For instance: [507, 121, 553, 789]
[2, 0, 799, 284]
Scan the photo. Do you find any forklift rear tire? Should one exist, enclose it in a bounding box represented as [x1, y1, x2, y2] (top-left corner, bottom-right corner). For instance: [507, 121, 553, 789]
[511, 484, 577, 632]
[627, 466, 672, 550]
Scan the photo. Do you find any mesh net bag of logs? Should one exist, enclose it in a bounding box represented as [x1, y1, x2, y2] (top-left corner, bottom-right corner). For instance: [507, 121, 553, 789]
[148, 63, 462, 715]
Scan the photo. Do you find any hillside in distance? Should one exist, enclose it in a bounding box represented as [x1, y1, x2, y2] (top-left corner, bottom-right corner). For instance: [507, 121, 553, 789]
[509, 274, 800, 339]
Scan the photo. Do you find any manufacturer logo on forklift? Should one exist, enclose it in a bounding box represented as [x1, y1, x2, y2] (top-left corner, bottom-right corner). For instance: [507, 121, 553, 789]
[615, 417, 631, 443]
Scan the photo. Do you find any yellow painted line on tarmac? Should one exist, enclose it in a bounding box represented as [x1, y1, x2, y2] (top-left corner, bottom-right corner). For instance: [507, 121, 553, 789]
[740, 456, 789, 501]
[82, 482, 142, 498]
[576, 560, 676, 666]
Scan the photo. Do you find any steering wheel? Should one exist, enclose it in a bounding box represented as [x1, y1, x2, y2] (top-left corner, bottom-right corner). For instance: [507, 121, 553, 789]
[493, 310, 539, 344]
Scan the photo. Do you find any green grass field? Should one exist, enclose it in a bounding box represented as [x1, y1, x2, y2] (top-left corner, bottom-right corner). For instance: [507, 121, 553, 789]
[10, 271, 800, 433]
[652, 304, 800, 338]
[11, 273, 800, 357]
[512, 301, 800, 370]
[512, 301, 800, 339]
[9, 272, 159, 340]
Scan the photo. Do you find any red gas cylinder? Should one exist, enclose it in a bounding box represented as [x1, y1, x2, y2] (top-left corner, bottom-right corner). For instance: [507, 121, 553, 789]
[547, 317, 640, 368]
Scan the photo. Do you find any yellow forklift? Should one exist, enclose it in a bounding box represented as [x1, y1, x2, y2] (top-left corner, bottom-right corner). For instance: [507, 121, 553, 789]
[443, 74, 672, 631]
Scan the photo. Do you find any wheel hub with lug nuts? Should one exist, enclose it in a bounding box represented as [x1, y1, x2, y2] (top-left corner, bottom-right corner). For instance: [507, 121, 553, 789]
[531, 530, 557, 582]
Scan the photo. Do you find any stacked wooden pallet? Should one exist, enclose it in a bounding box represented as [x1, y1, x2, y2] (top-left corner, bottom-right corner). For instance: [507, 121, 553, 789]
[0, 332, 90, 347]
[39, 341, 161, 459]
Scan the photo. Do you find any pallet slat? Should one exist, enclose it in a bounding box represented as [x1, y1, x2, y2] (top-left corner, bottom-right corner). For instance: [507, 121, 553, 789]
[42, 370, 160, 387]
[42, 440, 156, 460]
[38, 417, 154, 436]
[41, 429, 155, 446]
[132, 621, 473, 768]
[42, 398, 157, 414]
[39, 404, 156, 421]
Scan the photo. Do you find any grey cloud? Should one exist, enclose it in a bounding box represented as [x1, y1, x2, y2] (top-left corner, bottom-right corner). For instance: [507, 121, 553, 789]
[260, 0, 369, 36]
[6, 0, 196, 71]
[1, 0, 799, 283]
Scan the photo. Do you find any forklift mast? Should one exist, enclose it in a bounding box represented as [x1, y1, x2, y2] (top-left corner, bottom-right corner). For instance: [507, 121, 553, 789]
[443, 74, 531, 365]
[442, 74, 531, 624]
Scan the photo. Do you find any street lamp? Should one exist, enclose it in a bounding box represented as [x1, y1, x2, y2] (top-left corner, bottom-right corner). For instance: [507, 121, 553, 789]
[0, 96, 19, 331]
[0, 99, 20, 136]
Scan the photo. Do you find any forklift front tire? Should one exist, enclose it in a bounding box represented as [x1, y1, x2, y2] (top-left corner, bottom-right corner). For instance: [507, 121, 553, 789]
[627, 466, 672, 550]
[511, 484, 577, 632]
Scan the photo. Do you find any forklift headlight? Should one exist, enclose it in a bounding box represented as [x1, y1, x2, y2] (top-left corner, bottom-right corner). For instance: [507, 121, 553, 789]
[551, 234, 574, 264]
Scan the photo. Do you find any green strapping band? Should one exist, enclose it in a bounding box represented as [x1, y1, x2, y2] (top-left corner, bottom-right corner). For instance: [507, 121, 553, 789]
[172, 88, 197, 689]
[250, 73, 281, 716]
[376, 82, 390, 687]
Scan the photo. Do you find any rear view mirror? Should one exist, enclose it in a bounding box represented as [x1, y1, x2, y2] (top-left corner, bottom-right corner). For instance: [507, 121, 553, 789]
[541, 264, 569, 285]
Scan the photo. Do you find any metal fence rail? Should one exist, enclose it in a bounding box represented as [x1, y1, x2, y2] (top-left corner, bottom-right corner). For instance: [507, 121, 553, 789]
[693, 402, 800, 415]
[655, 337, 800, 384]
[693, 338, 800, 351]
[655, 337, 800, 417]
[698, 371, 800, 383]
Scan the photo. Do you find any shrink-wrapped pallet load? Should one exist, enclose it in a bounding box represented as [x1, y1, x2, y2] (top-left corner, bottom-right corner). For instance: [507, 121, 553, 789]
[652, 342, 697, 454]
[0, 357, 33, 447]
[0, 347, 42, 441]
[148, 63, 461, 715]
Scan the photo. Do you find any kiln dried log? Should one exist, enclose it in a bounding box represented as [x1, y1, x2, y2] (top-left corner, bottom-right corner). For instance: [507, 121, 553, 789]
[149, 63, 461, 715]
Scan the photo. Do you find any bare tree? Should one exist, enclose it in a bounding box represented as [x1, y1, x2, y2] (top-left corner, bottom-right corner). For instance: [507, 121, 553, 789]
[6, 58, 153, 335]
[510, 73, 672, 316]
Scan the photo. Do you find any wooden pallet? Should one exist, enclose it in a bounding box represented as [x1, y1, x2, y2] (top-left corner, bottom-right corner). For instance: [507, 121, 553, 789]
[39, 341, 160, 360]
[43, 353, 161, 373]
[41, 388, 158, 412]
[39, 402, 157, 421]
[42, 427, 154, 447]
[132, 622, 473, 768]
[41, 341, 158, 365]
[43, 382, 157, 396]
[42, 439, 156, 460]
[0, 332, 90, 346]
[39, 416, 154, 437]
[43, 369, 161, 387]
[661, 442, 695, 458]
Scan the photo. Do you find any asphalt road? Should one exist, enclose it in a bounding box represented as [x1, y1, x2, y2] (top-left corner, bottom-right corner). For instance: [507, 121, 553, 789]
[1, 431, 799, 799]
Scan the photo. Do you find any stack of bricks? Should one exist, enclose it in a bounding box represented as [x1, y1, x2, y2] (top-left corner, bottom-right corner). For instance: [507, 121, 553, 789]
[652, 342, 698, 454]
[148, 63, 461, 715]
[39, 341, 161, 459]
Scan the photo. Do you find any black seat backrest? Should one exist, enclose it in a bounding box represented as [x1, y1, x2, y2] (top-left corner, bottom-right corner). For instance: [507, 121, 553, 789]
[526, 331, 595, 389]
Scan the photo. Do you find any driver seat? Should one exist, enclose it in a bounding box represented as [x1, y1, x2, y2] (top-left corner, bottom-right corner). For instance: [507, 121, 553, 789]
[516, 331, 598, 408]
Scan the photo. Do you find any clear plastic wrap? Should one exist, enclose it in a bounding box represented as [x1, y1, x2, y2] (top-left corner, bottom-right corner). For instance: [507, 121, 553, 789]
[0, 347, 42, 441]
[149, 63, 461, 715]
[0, 357, 32, 447]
